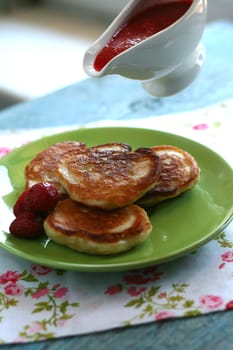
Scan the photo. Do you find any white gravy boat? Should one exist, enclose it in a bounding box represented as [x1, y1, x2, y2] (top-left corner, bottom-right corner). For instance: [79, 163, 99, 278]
[83, 0, 207, 97]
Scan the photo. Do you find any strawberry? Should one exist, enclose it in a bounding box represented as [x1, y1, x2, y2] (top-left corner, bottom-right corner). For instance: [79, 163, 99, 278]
[9, 212, 44, 239]
[10, 183, 58, 239]
[24, 182, 58, 215]
[13, 189, 30, 216]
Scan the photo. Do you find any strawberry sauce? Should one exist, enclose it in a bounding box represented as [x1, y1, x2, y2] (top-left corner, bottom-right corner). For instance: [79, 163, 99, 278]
[94, 0, 193, 71]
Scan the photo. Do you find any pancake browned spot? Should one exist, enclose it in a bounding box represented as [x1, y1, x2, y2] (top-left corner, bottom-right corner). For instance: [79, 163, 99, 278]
[137, 145, 200, 207]
[44, 198, 152, 255]
[25, 141, 86, 196]
[56, 143, 161, 210]
[90, 142, 132, 154]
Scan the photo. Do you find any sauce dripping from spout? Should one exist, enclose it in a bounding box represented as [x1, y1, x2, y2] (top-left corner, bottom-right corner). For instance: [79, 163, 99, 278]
[94, 0, 193, 72]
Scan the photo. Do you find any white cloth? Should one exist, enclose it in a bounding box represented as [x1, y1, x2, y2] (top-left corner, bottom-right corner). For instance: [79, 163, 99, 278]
[0, 99, 232, 343]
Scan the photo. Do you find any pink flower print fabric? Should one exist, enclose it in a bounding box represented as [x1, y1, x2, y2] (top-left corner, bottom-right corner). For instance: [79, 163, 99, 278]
[0, 99, 233, 343]
[0, 147, 11, 158]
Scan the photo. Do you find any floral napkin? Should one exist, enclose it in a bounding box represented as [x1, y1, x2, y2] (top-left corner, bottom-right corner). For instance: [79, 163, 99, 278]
[0, 99, 232, 344]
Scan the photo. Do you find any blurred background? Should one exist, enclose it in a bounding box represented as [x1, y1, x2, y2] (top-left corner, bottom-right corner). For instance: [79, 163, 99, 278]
[0, 0, 233, 110]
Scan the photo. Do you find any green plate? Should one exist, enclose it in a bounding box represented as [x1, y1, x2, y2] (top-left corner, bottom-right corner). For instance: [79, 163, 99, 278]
[0, 127, 232, 272]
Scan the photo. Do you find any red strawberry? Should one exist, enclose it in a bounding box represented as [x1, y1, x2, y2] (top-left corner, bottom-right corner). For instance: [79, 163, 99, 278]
[25, 182, 58, 215]
[9, 212, 43, 239]
[13, 189, 30, 216]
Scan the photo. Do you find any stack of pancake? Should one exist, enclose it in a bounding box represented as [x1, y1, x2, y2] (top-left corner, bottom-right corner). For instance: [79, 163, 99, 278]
[25, 141, 200, 255]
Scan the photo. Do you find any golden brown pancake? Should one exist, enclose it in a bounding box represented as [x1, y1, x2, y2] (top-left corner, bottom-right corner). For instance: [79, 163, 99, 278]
[25, 141, 86, 196]
[137, 145, 200, 207]
[44, 198, 152, 255]
[56, 143, 161, 210]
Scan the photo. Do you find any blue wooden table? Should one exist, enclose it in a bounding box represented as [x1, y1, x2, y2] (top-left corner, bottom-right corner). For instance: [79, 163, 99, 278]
[0, 21, 233, 350]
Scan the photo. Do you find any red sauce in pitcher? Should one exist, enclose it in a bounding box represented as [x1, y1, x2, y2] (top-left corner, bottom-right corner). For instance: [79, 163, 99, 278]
[94, 0, 193, 71]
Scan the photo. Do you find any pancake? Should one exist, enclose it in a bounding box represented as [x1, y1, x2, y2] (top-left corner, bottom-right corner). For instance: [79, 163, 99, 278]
[25, 141, 86, 196]
[56, 143, 161, 210]
[44, 198, 152, 255]
[137, 145, 200, 207]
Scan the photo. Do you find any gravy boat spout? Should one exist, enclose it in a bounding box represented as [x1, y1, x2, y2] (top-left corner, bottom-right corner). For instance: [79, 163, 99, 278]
[83, 0, 207, 97]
